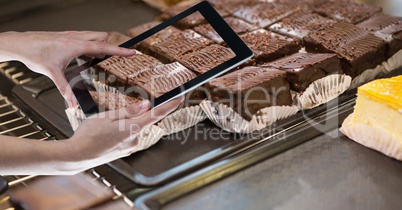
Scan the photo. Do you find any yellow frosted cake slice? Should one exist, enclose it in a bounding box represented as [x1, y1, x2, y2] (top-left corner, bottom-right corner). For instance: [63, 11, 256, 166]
[341, 75, 402, 160]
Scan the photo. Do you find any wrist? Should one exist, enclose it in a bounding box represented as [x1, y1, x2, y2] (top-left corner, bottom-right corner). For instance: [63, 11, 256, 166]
[47, 139, 88, 175]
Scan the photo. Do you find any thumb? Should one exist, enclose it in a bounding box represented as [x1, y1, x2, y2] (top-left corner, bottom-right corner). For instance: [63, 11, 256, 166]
[49, 73, 78, 108]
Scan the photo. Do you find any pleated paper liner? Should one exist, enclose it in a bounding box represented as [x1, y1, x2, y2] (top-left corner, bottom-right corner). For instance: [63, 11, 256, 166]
[349, 65, 384, 90]
[92, 78, 207, 135]
[200, 100, 298, 133]
[158, 105, 207, 135]
[65, 107, 86, 131]
[92, 79, 119, 93]
[296, 74, 351, 110]
[340, 114, 402, 161]
[349, 49, 402, 89]
[381, 49, 402, 76]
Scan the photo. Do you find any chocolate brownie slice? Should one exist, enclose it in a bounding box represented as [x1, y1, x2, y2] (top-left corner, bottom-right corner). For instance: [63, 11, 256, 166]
[206, 66, 293, 121]
[304, 21, 386, 78]
[240, 29, 301, 63]
[177, 44, 235, 74]
[149, 30, 212, 63]
[264, 53, 342, 92]
[313, 0, 381, 24]
[194, 17, 258, 43]
[269, 11, 336, 40]
[357, 13, 402, 58]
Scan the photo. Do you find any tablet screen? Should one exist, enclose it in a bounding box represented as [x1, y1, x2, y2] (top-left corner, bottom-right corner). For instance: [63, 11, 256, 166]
[67, 1, 253, 117]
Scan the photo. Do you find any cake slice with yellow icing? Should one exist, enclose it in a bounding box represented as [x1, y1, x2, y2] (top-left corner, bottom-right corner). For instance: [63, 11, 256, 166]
[341, 75, 402, 160]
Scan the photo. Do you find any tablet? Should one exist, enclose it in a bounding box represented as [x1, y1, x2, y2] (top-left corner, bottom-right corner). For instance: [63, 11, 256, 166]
[66, 1, 253, 117]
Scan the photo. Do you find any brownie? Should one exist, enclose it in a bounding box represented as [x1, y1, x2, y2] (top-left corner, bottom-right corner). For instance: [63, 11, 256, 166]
[89, 90, 142, 111]
[304, 21, 386, 78]
[149, 30, 212, 63]
[129, 62, 196, 98]
[264, 53, 342, 92]
[126, 21, 179, 51]
[207, 0, 260, 14]
[177, 44, 236, 74]
[96, 54, 162, 86]
[160, 4, 229, 29]
[106, 31, 131, 46]
[206, 66, 293, 121]
[240, 29, 301, 63]
[233, 2, 300, 28]
[269, 11, 336, 39]
[357, 13, 402, 58]
[313, 0, 381, 24]
[194, 17, 258, 44]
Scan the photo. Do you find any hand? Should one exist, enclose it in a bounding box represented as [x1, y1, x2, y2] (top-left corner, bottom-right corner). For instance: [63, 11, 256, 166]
[0, 31, 136, 107]
[59, 97, 183, 174]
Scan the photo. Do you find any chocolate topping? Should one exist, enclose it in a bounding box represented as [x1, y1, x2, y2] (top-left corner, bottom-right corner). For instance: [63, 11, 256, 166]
[161, 5, 229, 28]
[304, 21, 386, 78]
[177, 44, 236, 74]
[127, 21, 179, 50]
[265, 53, 342, 91]
[150, 30, 212, 63]
[130, 62, 196, 98]
[89, 91, 142, 111]
[313, 0, 381, 24]
[269, 11, 336, 39]
[233, 2, 300, 27]
[240, 29, 301, 63]
[207, 66, 293, 121]
[96, 54, 162, 86]
[357, 14, 402, 57]
[194, 17, 258, 43]
[106, 32, 131, 46]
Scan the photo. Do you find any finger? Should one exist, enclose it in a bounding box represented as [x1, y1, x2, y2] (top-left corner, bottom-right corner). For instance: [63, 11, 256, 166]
[62, 31, 109, 42]
[78, 41, 137, 57]
[49, 72, 78, 108]
[96, 100, 150, 120]
[122, 97, 183, 131]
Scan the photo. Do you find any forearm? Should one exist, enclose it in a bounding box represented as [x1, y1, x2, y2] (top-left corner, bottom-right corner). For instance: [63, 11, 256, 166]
[0, 32, 22, 63]
[0, 135, 79, 175]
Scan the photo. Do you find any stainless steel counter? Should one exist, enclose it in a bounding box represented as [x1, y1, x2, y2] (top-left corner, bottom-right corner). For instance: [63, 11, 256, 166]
[164, 130, 402, 210]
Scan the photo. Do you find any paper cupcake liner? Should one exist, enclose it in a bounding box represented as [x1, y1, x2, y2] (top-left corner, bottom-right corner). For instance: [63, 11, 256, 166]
[132, 125, 166, 153]
[340, 114, 402, 161]
[200, 100, 298, 133]
[349, 65, 383, 90]
[297, 74, 351, 110]
[92, 79, 119, 93]
[298, 47, 307, 53]
[158, 105, 207, 135]
[65, 107, 86, 131]
[381, 49, 402, 75]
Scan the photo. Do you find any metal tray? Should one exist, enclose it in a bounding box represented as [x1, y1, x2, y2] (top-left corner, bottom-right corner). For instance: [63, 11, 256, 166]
[108, 80, 361, 186]
[134, 68, 402, 209]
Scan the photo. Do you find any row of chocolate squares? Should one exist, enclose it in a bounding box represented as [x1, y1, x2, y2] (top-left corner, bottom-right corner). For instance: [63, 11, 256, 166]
[91, 50, 341, 121]
[98, 16, 398, 94]
[162, 0, 383, 29]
